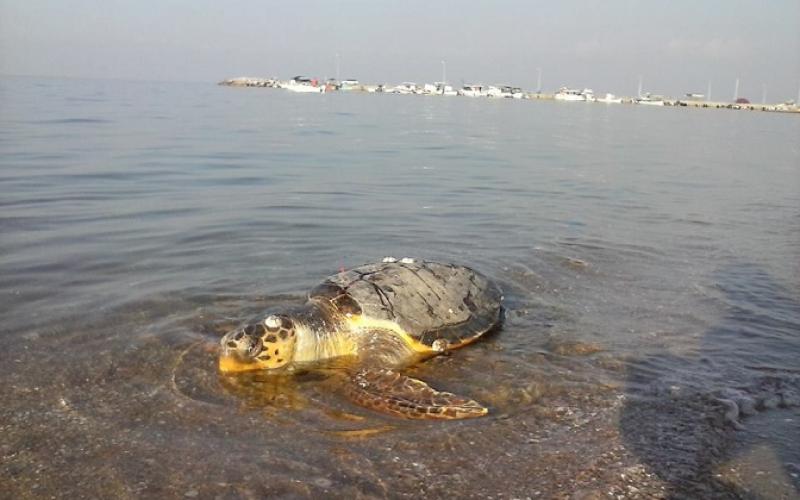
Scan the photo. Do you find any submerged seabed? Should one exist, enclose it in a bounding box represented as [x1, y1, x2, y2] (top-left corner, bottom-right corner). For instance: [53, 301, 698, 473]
[1, 77, 799, 498]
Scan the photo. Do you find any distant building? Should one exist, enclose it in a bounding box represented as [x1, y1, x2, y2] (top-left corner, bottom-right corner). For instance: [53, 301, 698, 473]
[685, 93, 705, 101]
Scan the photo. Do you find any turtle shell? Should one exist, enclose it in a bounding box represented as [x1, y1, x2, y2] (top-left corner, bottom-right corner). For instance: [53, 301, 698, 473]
[309, 260, 503, 347]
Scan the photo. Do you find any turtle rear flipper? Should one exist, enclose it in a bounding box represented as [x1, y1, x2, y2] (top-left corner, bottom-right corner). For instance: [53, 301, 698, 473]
[345, 369, 487, 420]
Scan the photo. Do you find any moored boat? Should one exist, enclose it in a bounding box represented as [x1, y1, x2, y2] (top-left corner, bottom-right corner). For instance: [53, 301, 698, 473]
[635, 93, 665, 106]
[459, 84, 487, 97]
[283, 76, 325, 93]
[554, 87, 587, 101]
[486, 85, 519, 98]
[387, 82, 419, 94]
[422, 82, 458, 95]
[339, 79, 361, 91]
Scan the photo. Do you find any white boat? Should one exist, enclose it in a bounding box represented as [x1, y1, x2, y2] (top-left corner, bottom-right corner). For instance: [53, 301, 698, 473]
[387, 82, 418, 94]
[635, 93, 665, 106]
[485, 85, 519, 98]
[554, 87, 587, 101]
[459, 84, 487, 97]
[422, 82, 457, 96]
[596, 93, 622, 104]
[486, 86, 503, 98]
[339, 79, 360, 91]
[283, 76, 324, 93]
[422, 83, 438, 94]
[439, 83, 458, 96]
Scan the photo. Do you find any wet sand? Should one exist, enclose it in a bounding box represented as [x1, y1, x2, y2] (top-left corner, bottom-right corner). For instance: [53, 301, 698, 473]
[2, 289, 798, 499]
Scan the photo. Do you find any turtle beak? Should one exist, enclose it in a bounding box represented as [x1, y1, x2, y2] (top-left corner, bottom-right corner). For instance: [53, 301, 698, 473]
[220, 328, 263, 360]
[219, 328, 266, 374]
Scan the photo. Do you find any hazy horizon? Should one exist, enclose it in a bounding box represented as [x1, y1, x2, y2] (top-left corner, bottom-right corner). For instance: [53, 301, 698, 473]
[1, 0, 799, 101]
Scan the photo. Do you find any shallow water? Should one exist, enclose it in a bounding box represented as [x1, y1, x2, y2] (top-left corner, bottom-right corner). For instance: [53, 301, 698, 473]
[1, 76, 799, 498]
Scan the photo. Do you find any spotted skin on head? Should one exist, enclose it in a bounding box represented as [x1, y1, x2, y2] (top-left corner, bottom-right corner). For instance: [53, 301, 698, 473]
[257, 315, 296, 368]
[219, 315, 297, 373]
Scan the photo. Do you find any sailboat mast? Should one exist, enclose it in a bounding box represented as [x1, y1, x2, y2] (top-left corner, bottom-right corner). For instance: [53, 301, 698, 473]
[537, 67, 542, 93]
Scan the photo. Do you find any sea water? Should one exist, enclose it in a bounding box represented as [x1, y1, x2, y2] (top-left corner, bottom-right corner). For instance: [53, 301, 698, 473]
[1, 76, 798, 497]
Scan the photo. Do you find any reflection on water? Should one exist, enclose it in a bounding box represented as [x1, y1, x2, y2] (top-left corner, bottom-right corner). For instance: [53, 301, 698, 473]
[217, 371, 311, 414]
[1, 76, 798, 497]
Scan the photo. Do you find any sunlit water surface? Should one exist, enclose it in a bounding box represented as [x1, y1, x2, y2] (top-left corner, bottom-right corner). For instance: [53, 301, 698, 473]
[1, 77, 799, 498]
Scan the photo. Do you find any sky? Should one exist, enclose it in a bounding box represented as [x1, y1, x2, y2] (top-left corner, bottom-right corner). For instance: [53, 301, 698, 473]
[1, 0, 799, 100]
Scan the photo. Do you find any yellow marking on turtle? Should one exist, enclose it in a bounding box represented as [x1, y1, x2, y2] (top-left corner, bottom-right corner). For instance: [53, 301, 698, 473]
[346, 315, 434, 354]
[219, 354, 273, 373]
[291, 322, 359, 364]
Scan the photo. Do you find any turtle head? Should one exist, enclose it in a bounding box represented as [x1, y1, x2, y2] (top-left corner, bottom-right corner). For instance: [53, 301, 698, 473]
[219, 314, 297, 374]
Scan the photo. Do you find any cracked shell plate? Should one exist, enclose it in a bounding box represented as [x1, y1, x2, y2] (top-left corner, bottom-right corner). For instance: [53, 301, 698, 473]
[309, 260, 503, 347]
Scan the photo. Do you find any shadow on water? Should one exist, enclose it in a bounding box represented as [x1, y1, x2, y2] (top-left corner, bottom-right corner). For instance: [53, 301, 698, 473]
[620, 262, 800, 498]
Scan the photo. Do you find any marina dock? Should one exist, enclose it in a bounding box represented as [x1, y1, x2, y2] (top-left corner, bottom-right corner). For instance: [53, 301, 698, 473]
[219, 77, 800, 115]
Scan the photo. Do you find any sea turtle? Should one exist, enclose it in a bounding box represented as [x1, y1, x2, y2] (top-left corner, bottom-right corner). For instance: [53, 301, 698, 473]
[218, 258, 503, 419]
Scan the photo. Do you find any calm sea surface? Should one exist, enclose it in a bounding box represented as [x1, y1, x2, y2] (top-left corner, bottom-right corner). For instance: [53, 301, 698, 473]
[1, 76, 799, 497]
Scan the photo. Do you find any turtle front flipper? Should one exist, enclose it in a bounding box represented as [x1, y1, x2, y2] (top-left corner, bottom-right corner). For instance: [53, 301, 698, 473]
[345, 369, 487, 420]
